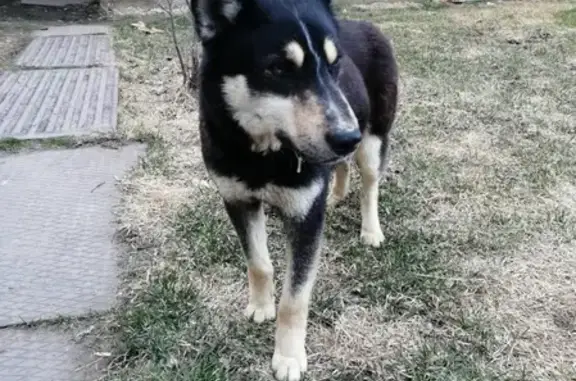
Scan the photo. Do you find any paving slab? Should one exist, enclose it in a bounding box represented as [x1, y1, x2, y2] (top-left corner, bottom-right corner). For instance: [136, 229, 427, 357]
[21, 0, 93, 7]
[0, 67, 118, 139]
[16, 34, 114, 69]
[0, 327, 100, 381]
[32, 25, 110, 37]
[0, 145, 145, 327]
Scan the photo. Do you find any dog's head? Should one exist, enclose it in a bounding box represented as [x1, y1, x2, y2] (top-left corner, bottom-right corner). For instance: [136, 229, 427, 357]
[191, 0, 361, 164]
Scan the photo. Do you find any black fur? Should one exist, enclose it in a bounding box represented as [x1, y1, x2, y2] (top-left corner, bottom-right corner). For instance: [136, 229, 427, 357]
[197, 6, 398, 190]
[190, 0, 398, 378]
[284, 176, 329, 292]
[224, 199, 263, 252]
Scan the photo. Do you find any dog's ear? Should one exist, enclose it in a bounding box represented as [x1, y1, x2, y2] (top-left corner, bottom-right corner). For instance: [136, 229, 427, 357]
[189, 0, 243, 42]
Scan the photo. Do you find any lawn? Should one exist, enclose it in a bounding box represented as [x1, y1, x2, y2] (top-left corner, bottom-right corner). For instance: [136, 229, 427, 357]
[105, 1, 576, 380]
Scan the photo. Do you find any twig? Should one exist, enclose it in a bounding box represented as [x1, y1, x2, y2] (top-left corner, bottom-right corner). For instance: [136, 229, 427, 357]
[159, 0, 189, 87]
[185, 0, 202, 90]
[91, 181, 106, 193]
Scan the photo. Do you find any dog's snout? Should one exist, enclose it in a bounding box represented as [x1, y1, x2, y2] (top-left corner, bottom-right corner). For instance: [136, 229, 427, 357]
[325, 107, 339, 125]
[326, 129, 362, 156]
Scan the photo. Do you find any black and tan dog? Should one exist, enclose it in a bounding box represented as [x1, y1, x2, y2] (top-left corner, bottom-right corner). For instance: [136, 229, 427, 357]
[189, 0, 398, 379]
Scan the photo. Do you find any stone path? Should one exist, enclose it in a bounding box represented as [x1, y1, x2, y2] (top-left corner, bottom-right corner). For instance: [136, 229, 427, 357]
[0, 328, 102, 381]
[0, 25, 118, 139]
[16, 35, 115, 68]
[0, 68, 118, 138]
[0, 24, 142, 380]
[0, 145, 143, 326]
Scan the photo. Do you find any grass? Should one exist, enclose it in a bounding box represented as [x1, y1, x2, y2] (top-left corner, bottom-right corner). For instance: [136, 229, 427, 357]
[0, 136, 79, 152]
[102, 1, 576, 381]
[556, 7, 576, 27]
[0, 26, 30, 70]
[0, 135, 141, 153]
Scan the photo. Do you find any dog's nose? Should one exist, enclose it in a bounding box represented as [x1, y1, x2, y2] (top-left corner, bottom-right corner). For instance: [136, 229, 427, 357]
[326, 129, 362, 156]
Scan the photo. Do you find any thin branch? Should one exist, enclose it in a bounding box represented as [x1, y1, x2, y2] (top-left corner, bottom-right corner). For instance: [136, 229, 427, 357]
[159, 0, 189, 87]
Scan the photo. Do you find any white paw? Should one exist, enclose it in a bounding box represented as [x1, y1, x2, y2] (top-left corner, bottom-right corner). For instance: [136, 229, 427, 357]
[272, 347, 307, 381]
[251, 132, 282, 154]
[244, 302, 276, 323]
[361, 228, 385, 247]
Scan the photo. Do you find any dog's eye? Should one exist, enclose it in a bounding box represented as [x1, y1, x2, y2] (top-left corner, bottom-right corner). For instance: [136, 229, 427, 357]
[266, 63, 284, 76]
[265, 60, 291, 77]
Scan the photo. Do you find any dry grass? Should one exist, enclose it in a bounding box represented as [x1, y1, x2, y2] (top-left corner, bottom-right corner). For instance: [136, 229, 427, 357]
[104, 1, 576, 380]
[111, 13, 208, 241]
[464, 237, 576, 379]
[0, 23, 34, 70]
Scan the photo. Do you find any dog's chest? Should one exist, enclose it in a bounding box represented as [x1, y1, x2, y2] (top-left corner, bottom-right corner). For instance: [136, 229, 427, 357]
[210, 173, 323, 218]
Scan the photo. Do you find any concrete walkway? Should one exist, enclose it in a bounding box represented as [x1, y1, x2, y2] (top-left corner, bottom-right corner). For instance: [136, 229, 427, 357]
[0, 25, 117, 139]
[0, 25, 142, 380]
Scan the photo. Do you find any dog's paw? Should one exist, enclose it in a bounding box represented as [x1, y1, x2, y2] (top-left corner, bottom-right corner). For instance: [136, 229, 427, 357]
[251, 132, 282, 154]
[244, 302, 276, 323]
[272, 347, 307, 381]
[361, 228, 385, 247]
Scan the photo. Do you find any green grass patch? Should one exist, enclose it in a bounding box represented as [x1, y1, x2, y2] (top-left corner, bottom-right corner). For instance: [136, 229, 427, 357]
[173, 201, 244, 269]
[109, 269, 231, 381]
[338, 230, 460, 315]
[0, 137, 32, 152]
[0, 136, 77, 152]
[556, 8, 576, 27]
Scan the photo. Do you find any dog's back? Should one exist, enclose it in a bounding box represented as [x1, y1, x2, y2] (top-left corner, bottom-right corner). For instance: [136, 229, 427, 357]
[329, 18, 399, 247]
[339, 19, 399, 139]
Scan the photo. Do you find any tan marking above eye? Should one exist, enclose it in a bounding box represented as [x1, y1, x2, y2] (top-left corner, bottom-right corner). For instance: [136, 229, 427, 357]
[324, 38, 338, 65]
[285, 41, 305, 68]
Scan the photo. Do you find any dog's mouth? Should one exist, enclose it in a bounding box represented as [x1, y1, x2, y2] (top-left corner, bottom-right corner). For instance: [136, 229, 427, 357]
[293, 147, 350, 167]
[274, 132, 351, 167]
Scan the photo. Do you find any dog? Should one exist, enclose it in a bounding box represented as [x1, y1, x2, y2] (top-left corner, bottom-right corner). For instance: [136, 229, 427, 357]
[189, 0, 398, 379]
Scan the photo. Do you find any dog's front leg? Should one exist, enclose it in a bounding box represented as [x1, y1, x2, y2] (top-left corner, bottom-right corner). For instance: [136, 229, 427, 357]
[224, 200, 275, 323]
[272, 193, 327, 381]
